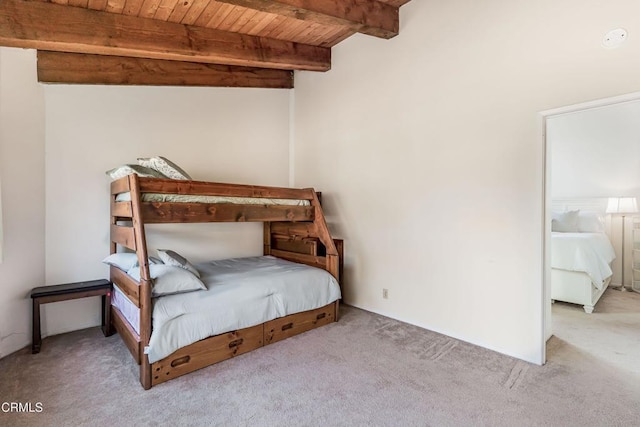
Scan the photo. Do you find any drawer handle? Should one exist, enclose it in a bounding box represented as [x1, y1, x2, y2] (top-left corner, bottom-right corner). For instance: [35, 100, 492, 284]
[228, 338, 244, 348]
[281, 322, 294, 331]
[170, 355, 190, 368]
[316, 313, 326, 320]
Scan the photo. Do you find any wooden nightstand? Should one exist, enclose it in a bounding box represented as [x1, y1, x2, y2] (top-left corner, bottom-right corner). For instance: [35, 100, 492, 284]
[30, 279, 112, 354]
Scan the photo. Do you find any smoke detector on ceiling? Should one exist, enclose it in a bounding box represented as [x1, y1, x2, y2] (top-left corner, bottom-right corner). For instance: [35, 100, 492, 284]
[602, 28, 628, 48]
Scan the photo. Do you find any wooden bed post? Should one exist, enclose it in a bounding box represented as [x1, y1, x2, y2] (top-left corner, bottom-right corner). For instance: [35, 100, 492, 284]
[263, 222, 271, 256]
[308, 191, 341, 321]
[308, 191, 339, 281]
[128, 174, 153, 390]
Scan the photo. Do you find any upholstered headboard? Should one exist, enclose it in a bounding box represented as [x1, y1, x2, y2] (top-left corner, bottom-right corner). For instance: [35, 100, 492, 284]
[551, 197, 613, 236]
[551, 198, 609, 214]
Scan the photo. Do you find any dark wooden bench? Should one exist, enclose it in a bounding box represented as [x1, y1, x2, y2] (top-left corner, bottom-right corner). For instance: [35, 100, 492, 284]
[30, 279, 112, 354]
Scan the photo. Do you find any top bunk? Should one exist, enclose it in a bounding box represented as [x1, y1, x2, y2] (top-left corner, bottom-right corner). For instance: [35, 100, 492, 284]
[110, 174, 318, 224]
[109, 173, 339, 277]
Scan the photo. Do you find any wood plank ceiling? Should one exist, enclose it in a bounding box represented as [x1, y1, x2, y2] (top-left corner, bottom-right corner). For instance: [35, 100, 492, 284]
[0, 0, 412, 87]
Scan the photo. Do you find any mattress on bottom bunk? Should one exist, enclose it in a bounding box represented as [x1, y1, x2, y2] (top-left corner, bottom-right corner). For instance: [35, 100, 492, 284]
[112, 284, 140, 335]
[114, 256, 341, 364]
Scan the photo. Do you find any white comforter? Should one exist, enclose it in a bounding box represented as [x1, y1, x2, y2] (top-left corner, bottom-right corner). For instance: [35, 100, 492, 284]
[147, 256, 341, 364]
[551, 232, 616, 289]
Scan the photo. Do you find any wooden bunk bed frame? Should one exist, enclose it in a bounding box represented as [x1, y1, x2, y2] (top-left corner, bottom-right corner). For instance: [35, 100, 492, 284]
[109, 174, 343, 389]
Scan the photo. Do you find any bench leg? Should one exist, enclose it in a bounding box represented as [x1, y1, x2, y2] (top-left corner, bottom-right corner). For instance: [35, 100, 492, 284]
[102, 292, 114, 337]
[32, 299, 41, 354]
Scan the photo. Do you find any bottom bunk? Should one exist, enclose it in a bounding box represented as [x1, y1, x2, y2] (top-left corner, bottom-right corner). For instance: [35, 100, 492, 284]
[110, 255, 341, 386]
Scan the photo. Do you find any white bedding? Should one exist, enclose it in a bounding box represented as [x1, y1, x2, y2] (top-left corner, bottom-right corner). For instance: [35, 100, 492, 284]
[551, 232, 616, 289]
[115, 192, 310, 206]
[146, 256, 341, 363]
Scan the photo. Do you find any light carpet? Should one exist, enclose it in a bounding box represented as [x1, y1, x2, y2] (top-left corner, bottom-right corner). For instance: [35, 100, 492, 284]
[1, 301, 639, 426]
[552, 286, 640, 377]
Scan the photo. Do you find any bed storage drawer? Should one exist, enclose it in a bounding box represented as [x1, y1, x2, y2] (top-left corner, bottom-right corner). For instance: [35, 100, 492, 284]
[264, 302, 336, 345]
[151, 324, 264, 386]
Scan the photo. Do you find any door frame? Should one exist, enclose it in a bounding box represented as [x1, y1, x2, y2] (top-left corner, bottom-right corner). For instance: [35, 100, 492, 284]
[539, 90, 640, 362]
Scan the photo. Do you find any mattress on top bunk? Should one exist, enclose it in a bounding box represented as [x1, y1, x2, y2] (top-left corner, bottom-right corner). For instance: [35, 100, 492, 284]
[551, 232, 616, 289]
[113, 256, 341, 364]
[115, 192, 310, 206]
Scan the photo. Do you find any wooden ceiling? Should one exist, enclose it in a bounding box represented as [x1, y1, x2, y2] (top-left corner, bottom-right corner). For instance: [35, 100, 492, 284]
[0, 0, 411, 88]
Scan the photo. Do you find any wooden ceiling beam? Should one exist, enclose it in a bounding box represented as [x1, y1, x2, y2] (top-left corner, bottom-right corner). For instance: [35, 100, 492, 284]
[215, 0, 400, 39]
[0, 0, 330, 71]
[36, 51, 294, 88]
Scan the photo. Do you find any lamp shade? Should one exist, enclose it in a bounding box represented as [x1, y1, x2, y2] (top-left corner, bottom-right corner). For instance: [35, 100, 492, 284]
[606, 197, 639, 214]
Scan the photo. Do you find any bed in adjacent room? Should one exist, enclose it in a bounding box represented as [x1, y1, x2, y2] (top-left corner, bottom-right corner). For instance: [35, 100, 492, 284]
[550, 206, 616, 313]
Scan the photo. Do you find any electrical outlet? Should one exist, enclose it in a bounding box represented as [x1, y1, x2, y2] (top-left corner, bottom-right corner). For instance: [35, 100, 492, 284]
[382, 288, 388, 299]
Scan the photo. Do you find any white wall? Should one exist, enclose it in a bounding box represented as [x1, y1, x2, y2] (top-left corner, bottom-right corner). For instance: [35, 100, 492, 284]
[548, 100, 640, 287]
[293, 0, 640, 363]
[43, 85, 291, 337]
[549, 100, 640, 199]
[0, 48, 45, 358]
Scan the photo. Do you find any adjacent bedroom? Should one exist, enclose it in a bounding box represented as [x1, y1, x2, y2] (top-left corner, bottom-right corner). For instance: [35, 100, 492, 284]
[547, 98, 640, 375]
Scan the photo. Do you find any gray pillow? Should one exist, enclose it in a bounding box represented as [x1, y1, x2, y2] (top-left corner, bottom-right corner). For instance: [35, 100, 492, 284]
[127, 264, 206, 297]
[137, 156, 192, 180]
[106, 164, 167, 180]
[102, 253, 163, 272]
[157, 249, 201, 278]
[551, 210, 579, 232]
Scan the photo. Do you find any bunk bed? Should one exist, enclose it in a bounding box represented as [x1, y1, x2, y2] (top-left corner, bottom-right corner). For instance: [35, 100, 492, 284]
[108, 174, 343, 389]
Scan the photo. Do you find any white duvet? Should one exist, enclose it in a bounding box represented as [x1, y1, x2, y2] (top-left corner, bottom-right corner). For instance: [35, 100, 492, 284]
[147, 256, 341, 364]
[551, 232, 616, 289]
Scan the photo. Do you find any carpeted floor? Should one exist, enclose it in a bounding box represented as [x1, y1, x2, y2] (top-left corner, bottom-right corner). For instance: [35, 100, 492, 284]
[552, 286, 640, 377]
[1, 296, 639, 426]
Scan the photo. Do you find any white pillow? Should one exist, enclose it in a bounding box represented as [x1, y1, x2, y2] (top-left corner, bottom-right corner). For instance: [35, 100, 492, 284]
[157, 249, 200, 278]
[551, 210, 579, 232]
[577, 211, 605, 233]
[137, 156, 192, 180]
[127, 264, 206, 297]
[102, 253, 163, 272]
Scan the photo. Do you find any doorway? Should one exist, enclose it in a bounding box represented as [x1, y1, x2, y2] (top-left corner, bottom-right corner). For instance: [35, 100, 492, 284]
[541, 91, 640, 369]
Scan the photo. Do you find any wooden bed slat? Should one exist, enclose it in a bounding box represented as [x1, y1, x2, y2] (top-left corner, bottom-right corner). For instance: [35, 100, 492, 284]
[151, 324, 264, 386]
[111, 224, 137, 251]
[111, 176, 131, 194]
[140, 203, 314, 223]
[271, 236, 318, 255]
[270, 221, 318, 238]
[111, 201, 133, 218]
[110, 265, 140, 306]
[271, 249, 326, 269]
[111, 305, 141, 364]
[138, 177, 315, 200]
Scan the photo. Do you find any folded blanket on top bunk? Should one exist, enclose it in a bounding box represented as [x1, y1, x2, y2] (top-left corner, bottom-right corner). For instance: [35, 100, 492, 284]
[112, 256, 341, 364]
[115, 192, 311, 206]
